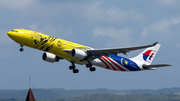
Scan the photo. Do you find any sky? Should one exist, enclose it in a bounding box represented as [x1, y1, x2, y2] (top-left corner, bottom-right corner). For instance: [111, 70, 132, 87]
[0, 0, 180, 90]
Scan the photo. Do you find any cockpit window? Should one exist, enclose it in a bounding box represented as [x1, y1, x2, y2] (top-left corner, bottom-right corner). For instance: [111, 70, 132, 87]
[12, 30, 18, 33]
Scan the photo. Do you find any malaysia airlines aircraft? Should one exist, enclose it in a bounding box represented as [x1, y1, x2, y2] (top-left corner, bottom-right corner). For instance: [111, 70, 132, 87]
[7, 29, 171, 73]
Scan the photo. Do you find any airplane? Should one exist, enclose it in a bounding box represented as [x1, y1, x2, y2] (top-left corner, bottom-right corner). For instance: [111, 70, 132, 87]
[7, 29, 171, 73]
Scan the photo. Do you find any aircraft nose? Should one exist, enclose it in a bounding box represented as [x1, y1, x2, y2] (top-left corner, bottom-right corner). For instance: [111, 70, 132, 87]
[7, 31, 13, 37]
[7, 30, 18, 39]
[7, 31, 13, 38]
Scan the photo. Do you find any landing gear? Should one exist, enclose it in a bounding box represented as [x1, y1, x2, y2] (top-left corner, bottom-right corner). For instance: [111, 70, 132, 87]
[69, 66, 75, 70]
[73, 69, 79, 73]
[69, 62, 96, 74]
[20, 48, 24, 52]
[86, 63, 96, 72]
[90, 67, 96, 72]
[69, 63, 79, 73]
[19, 44, 24, 52]
[86, 64, 92, 68]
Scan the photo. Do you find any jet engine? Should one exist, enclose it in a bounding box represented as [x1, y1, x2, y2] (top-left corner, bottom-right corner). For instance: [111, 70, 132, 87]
[71, 49, 87, 60]
[42, 52, 59, 63]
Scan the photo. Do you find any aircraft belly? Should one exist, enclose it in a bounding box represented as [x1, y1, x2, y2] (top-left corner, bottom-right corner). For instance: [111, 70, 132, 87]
[92, 58, 106, 68]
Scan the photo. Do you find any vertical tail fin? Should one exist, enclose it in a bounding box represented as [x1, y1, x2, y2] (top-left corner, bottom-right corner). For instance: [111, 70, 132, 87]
[131, 44, 161, 65]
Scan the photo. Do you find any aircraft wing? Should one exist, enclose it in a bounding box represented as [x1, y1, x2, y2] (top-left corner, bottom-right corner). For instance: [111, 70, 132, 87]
[87, 42, 158, 57]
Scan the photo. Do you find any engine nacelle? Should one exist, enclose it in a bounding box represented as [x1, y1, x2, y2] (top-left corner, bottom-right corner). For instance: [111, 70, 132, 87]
[42, 52, 59, 63]
[72, 49, 87, 60]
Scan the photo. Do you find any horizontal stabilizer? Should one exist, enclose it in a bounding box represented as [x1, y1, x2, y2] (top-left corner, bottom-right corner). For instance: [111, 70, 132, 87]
[143, 64, 171, 69]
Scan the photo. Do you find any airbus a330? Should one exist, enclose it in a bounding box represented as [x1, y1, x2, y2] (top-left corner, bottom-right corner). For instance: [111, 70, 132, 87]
[7, 29, 171, 73]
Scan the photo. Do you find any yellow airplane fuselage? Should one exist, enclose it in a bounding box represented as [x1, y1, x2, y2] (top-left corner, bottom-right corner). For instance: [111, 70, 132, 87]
[7, 29, 91, 64]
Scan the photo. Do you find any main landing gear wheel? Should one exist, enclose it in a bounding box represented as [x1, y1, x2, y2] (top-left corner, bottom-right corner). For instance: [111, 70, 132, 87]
[73, 69, 79, 73]
[69, 63, 79, 73]
[90, 67, 96, 72]
[69, 66, 75, 70]
[86, 64, 92, 68]
[86, 63, 96, 72]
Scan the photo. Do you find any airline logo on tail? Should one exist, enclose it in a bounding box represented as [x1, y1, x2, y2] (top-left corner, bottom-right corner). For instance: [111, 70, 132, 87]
[143, 50, 156, 62]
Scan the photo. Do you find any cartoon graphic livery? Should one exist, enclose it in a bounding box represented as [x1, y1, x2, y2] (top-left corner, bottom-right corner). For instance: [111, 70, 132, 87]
[7, 29, 171, 73]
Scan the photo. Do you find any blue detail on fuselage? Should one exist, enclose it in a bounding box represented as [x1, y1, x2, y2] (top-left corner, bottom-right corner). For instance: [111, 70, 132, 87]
[109, 55, 141, 71]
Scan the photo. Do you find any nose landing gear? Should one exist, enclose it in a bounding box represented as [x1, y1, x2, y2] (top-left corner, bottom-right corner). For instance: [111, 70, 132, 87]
[19, 44, 24, 52]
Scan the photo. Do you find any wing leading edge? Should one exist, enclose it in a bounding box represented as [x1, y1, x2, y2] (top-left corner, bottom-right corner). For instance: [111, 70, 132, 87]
[87, 42, 158, 57]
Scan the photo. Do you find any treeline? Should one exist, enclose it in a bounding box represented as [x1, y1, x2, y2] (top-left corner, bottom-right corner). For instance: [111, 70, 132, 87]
[1, 87, 180, 99]
[0, 98, 67, 101]
[0, 88, 180, 101]
[71, 94, 180, 101]
[1, 94, 180, 101]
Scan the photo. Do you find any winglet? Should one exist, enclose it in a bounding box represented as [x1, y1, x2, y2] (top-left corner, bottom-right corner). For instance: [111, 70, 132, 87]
[151, 42, 158, 46]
